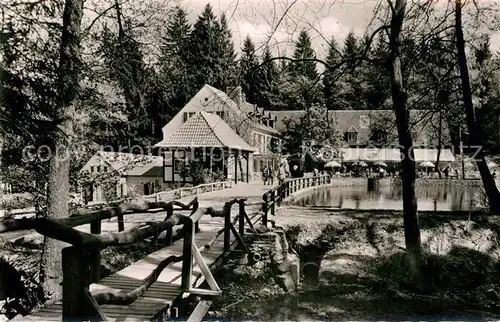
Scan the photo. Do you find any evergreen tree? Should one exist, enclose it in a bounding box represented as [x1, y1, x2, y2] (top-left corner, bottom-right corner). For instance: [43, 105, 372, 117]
[240, 35, 259, 104]
[363, 34, 391, 109]
[338, 31, 365, 109]
[323, 36, 342, 109]
[217, 13, 238, 89]
[161, 6, 191, 62]
[185, 4, 237, 91]
[290, 29, 317, 80]
[343, 31, 359, 67]
[257, 45, 278, 109]
[159, 6, 192, 119]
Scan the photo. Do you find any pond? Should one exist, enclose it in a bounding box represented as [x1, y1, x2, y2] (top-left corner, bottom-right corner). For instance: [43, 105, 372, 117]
[292, 184, 482, 211]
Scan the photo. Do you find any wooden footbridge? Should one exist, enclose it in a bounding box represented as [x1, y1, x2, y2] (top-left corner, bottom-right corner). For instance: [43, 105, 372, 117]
[0, 177, 331, 321]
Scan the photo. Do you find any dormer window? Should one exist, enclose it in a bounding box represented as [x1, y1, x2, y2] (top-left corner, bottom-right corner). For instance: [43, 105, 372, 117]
[183, 112, 195, 123]
[347, 132, 357, 142]
[345, 125, 358, 143]
[370, 129, 388, 143]
[215, 111, 225, 119]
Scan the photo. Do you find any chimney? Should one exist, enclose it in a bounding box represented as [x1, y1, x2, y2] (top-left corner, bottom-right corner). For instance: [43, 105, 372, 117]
[227, 86, 243, 107]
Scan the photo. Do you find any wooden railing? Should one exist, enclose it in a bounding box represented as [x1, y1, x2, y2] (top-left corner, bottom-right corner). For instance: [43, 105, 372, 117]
[0, 194, 262, 321]
[84, 181, 232, 210]
[262, 175, 331, 222]
[144, 181, 232, 203]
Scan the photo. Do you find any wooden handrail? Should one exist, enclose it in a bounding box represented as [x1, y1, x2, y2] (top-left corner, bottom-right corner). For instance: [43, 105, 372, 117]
[92, 255, 183, 305]
[0, 198, 198, 233]
[4, 191, 264, 321]
[261, 174, 331, 223]
[36, 207, 212, 247]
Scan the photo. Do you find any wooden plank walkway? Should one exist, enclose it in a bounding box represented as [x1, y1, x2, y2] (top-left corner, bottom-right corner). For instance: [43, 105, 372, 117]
[17, 211, 263, 321]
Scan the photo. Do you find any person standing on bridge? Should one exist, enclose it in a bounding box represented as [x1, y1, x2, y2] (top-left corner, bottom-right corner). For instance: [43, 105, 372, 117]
[278, 157, 290, 186]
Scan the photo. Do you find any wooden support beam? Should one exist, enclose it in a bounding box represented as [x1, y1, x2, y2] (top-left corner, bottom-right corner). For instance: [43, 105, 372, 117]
[89, 219, 101, 283]
[229, 222, 251, 255]
[62, 247, 106, 322]
[186, 300, 212, 322]
[223, 204, 231, 253]
[188, 289, 221, 296]
[238, 202, 245, 236]
[246, 152, 249, 183]
[192, 243, 220, 292]
[181, 217, 194, 292]
[234, 153, 238, 184]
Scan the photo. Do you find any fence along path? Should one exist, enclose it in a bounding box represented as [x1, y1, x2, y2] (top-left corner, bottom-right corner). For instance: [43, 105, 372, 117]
[0, 178, 331, 321]
[1, 193, 264, 322]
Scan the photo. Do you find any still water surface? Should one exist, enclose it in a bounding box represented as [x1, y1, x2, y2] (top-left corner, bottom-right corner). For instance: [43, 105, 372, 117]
[293, 185, 482, 211]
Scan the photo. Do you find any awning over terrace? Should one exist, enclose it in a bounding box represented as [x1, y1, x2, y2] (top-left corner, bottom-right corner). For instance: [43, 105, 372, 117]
[340, 148, 455, 163]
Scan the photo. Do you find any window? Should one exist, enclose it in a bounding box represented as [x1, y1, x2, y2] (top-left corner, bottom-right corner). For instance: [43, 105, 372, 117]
[215, 111, 225, 119]
[103, 166, 107, 173]
[173, 158, 186, 174]
[183, 112, 196, 123]
[347, 132, 357, 142]
[370, 129, 388, 143]
[97, 166, 101, 172]
[269, 120, 274, 128]
[90, 166, 94, 173]
[411, 130, 419, 140]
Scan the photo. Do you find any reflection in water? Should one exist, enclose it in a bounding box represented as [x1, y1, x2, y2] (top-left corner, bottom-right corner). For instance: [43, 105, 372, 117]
[293, 185, 480, 211]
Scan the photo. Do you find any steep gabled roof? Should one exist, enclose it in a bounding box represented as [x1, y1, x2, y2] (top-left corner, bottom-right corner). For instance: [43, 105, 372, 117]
[269, 109, 451, 146]
[159, 84, 278, 144]
[80, 151, 165, 177]
[346, 125, 358, 133]
[156, 111, 257, 152]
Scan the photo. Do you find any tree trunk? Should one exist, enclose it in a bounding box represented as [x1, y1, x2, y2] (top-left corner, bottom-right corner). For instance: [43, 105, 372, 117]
[435, 109, 442, 178]
[455, 0, 500, 212]
[387, 0, 426, 291]
[41, 0, 83, 302]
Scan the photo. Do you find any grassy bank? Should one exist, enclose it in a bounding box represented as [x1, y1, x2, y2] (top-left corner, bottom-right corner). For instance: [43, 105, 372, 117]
[211, 209, 500, 320]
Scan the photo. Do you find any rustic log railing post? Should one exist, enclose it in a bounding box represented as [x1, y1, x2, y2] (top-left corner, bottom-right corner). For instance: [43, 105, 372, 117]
[238, 201, 245, 236]
[165, 205, 174, 246]
[89, 219, 101, 283]
[62, 246, 105, 321]
[181, 217, 194, 292]
[224, 203, 231, 253]
[193, 198, 200, 233]
[262, 193, 268, 226]
[117, 212, 124, 232]
[271, 190, 276, 216]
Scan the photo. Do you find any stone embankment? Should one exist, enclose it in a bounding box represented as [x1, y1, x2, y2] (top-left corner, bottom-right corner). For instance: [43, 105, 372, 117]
[208, 225, 299, 319]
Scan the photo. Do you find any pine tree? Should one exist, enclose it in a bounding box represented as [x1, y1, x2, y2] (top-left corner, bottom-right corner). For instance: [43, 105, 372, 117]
[363, 34, 391, 109]
[343, 31, 359, 68]
[290, 29, 317, 80]
[216, 13, 238, 89]
[323, 36, 342, 109]
[159, 6, 192, 119]
[257, 45, 278, 109]
[339, 31, 365, 109]
[240, 35, 259, 104]
[160, 6, 191, 65]
[185, 4, 219, 89]
[185, 4, 237, 91]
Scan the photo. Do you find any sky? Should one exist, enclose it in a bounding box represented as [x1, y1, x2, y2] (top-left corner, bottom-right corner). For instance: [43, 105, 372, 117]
[180, 0, 379, 59]
[179, 0, 500, 60]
